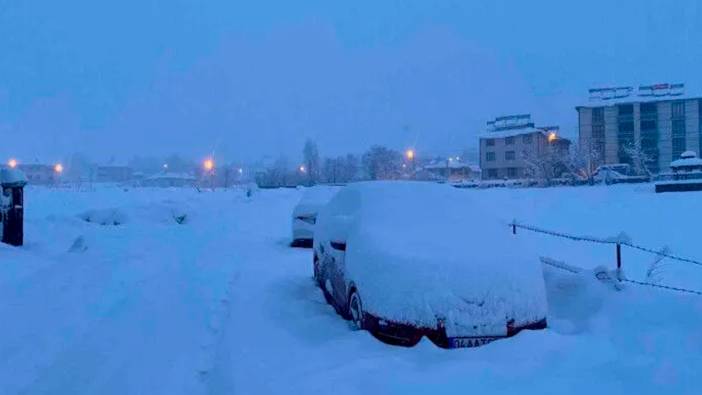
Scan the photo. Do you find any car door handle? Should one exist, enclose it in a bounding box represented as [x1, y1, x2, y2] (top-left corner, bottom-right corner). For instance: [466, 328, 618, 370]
[330, 241, 346, 251]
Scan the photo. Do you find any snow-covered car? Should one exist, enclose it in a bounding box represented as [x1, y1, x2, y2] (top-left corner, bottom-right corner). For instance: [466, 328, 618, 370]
[593, 164, 649, 185]
[313, 181, 547, 348]
[290, 186, 341, 248]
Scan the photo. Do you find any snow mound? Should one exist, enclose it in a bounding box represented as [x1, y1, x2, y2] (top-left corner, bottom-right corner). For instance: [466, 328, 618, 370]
[133, 200, 190, 225]
[79, 208, 128, 225]
[320, 181, 548, 337]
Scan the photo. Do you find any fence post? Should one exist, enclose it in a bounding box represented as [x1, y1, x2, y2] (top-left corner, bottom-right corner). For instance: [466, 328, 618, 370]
[616, 242, 622, 270]
[512, 221, 516, 235]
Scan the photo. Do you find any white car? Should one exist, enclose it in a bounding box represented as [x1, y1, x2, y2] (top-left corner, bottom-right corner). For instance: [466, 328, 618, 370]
[290, 186, 341, 248]
[313, 181, 547, 348]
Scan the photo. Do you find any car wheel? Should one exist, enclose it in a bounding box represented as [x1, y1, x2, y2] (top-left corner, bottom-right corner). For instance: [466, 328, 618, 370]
[348, 290, 364, 330]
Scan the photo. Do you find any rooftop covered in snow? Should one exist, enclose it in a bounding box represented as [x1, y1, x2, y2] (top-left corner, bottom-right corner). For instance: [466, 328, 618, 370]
[577, 83, 700, 108]
[480, 114, 558, 139]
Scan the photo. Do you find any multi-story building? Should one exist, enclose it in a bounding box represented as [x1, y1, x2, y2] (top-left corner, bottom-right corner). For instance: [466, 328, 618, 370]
[479, 114, 570, 180]
[576, 83, 701, 173]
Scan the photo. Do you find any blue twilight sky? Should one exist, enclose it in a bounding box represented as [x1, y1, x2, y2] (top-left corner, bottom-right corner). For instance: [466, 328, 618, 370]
[1, 0, 702, 164]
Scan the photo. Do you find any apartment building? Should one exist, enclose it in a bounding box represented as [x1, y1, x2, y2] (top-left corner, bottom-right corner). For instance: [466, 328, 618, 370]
[576, 83, 702, 173]
[479, 114, 570, 180]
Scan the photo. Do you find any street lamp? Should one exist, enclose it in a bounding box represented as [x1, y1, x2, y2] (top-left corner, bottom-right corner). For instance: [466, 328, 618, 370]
[405, 149, 415, 161]
[548, 132, 558, 143]
[7, 158, 17, 168]
[203, 158, 215, 172]
[54, 163, 64, 174]
[299, 165, 306, 173]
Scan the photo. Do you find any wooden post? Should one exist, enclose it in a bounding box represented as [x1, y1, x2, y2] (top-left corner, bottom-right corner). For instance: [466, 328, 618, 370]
[512, 222, 517, 235]
[616, 243, 622, 270]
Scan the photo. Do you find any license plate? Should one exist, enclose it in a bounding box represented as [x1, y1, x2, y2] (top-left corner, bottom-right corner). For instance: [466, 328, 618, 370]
[448, 337, 499, 348]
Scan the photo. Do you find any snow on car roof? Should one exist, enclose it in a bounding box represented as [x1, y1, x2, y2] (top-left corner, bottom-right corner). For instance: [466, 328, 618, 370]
[321, 181, 547, 335]
[293, 185, 343, 216]
[299, 185, 342, 204]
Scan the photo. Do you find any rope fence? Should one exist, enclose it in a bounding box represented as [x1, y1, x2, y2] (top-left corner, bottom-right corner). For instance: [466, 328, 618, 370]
[511, 221, 702, 268]
[516, 221, 702, 297]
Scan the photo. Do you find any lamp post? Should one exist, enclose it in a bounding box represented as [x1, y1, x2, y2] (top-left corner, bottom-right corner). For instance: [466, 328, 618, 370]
[54, 163, 63, 187]
[7, 159, 17, 169]
[203, 158, 215, 190]
[405, 149, 415, 179]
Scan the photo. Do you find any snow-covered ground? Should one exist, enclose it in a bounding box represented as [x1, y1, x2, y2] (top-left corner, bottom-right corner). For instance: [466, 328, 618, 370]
[1, 183, 701, 394]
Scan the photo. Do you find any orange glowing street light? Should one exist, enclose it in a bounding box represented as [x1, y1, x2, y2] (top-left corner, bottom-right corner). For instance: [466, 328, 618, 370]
[548, 132, 558, 143]
[8, 158, 17, 168]
[405, 149, 415, 161]
[54, 163, 64, 174]
[203, 158, 215, 171]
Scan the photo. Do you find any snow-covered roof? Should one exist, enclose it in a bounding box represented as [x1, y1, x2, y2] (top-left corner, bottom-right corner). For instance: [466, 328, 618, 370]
[0, 168, 28, 186]
[480, 127, 547, 139]
[578, 83, 699, 108]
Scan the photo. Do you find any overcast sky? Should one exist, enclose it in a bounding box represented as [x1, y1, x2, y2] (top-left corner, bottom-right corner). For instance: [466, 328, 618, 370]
[2, 0, 702, 164]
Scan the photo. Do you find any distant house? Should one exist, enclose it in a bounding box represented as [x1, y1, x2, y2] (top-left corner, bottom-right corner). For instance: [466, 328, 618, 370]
[17, 164, 57, 185]
[420, 159, 480, 182]
[96, 166, 133, 183]
[479, 114, 571, 180]
[140, 172, 196, 188]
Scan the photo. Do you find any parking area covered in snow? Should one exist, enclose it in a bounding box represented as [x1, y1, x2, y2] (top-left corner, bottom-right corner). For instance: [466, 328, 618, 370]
[0, 183, 701, 394]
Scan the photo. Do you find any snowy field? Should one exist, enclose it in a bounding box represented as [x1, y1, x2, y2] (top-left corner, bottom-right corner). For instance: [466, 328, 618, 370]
[1, 183, 701, 394]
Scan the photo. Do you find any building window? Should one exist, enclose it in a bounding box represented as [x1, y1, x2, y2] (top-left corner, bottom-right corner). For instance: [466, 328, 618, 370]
[672, 119, 687, 159]
[505, 151, 516, 161]
[485, 139, 495, 147]
[592, 107, 604, 124]
[507, 167, 518, 178]
[523, 134, 532, 144]
[505, 136, 515, 145]
[592, 124, 604, 138]
[487, 169, 498, 179]
[640, 102, 657, 115]
[641, 120, 656, 130]
[618, 104, 634, 116]
[672, 101, 686, 119]
[486, 152, 496, 162]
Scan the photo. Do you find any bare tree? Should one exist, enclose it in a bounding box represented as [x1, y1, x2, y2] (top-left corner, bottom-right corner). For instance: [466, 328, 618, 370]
[569, 140, 602, 184]
[302, 139, 320, 186]
[341, 154, 359, 182]
[522, 145, 570, 186]
[622, 139, 655, 177]
[362, 146, 402, 180]
[321, 157, 340, 184]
